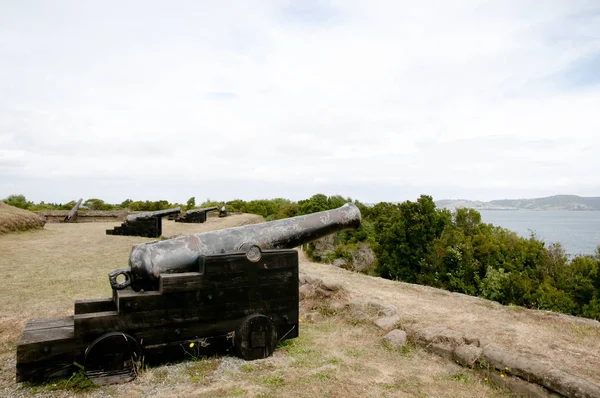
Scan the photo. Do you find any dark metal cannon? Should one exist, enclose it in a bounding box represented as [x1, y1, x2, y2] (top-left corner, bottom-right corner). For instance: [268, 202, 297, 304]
[17, 203, 361, 385]
[110, 203, 361, 292]
[174, 206, 219, 223]
[106, 207, 181, 237]
[64, 198, 83, 223]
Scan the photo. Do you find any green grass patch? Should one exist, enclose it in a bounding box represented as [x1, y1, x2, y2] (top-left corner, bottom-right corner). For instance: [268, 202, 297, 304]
[344, 348, 364, 358]
[443, 372, 470, 383]
[185, 358, 220, 383]
[258, 375, 285, 386]
[21, 368, 95, 393]
[240, 364, 256, 373]
[229, 387, 246, 396]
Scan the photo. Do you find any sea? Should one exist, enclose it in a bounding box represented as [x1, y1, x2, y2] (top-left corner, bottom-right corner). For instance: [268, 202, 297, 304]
[478, 210, 600, 257]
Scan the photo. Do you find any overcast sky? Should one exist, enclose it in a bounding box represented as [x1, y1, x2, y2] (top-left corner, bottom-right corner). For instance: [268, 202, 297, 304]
[1, 1, 599, 204]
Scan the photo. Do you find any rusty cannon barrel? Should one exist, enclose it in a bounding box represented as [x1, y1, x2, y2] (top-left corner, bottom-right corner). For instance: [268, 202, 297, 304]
[109, 203, 361, 291]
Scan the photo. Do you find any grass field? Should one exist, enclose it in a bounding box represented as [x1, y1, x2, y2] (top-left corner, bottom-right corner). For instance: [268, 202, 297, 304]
[1, 215, 598, 397]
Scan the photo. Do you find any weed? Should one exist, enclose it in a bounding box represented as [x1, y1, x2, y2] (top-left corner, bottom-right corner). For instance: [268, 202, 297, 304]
[443, 372, 470, 383]
[508, 304, 525, 313]
[153, 368, 169, 382]
[22, 366, 95, 393]
[182, 339, 210, 361]
[185, 358, 219, 383]
[230, 387, 246, 395]
[344, 348, 364, 358]
[259, 375, 285, 386]
[312, 372, 332, 381]
[570, 324, 598, 337]
[240, 364, 256, 373]
[478, 300, 495, 309]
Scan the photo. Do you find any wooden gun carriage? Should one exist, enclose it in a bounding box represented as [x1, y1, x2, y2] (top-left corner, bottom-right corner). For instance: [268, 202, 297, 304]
[17, 204, 361, 384]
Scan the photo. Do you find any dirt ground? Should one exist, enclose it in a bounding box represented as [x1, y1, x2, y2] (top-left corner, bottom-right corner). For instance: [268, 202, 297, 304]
[1, 214, 598, 397]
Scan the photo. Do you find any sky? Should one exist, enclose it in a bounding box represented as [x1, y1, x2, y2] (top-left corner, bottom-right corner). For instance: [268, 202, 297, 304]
[1, 0, 600, 205]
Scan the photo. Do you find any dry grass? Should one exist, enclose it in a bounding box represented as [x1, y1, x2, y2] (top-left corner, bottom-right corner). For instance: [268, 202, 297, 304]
[0, 214, 597, 397]
[300, 252, 600, 384]
[0, 203, 44, 235]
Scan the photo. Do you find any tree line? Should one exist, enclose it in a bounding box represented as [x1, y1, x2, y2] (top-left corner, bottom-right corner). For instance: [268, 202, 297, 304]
[3, 193, 599, 320]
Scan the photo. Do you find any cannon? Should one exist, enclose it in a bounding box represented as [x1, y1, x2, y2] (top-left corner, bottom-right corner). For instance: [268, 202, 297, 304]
[16, 203, 361, 385]
[174, 206, 219, 223]
[111, 202, 360, 292]
[106, 207, 181, 237]
[64, 198, 83, 223]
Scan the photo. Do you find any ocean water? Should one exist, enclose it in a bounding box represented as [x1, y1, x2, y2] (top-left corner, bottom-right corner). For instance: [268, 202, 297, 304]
[478, 210, 600, 257]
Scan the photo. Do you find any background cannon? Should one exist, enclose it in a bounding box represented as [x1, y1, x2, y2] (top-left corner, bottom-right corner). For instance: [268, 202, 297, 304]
[105, 207, 181, 237]
[17, 203, 361, 385]
[111, 203, 361, 292]
[174, 206, 219, 223]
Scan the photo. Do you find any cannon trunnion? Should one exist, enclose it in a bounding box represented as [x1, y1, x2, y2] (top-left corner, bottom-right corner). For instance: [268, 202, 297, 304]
[16, 248, 299, 384]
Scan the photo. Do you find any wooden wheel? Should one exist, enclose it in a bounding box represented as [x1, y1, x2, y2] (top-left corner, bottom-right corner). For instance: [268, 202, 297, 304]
[84, 332, 142, 385]
[234, 314, 278, 360]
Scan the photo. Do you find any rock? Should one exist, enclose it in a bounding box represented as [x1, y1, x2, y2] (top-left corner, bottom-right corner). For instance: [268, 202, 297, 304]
[332, 258, 347, 268]
[436, 328, 465, 346]
[429, 342, 455, 359]
[305, 312, 324, 322]
[299, 273, 317, 285]
[481, 345, 600, 398]
[299, 284, 311, 300]
[484, 370, 558, 398]
[329, 301, 346, 313]
[416, 327, 446, 345]
[382, 329, 407, 349]
[463, 335, 480, 346]
[380, 306, 397, 317]
[477, 337, 491, 348]
[348, 298, 385, 314]
[350, 243, 375, 272]
[316, 288, 333, 298]
[453, 344, 483, 368]
[416, 327, 464, 347]
[374, 315, 400, 331]
[321, 277, 343, 292]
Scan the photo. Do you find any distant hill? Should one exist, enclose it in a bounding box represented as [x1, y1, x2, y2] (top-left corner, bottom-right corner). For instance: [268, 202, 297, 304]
[436, 195, 600, 211]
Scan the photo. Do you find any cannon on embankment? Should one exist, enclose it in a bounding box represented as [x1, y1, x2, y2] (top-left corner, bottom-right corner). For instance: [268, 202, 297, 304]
[16, 203, 361, 385]
[106, 207, 181, 237]
[174, 206, 219, 223]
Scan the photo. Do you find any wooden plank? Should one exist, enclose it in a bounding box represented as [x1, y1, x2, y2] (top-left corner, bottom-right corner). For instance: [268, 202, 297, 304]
[74, 308, 216, 336]
[160, 268, 297, 294]
[24, 316, 73, 332]
[160, 272, 204, 293]
[203, 253, 297, 275]
[74, 298, 298, 337]
[132, 320, 218, 345]
[74, 298, 116, 315]
[17, 326, 85, 364]
[16, 359, 78, 383]
[120, 282, 296, 314]
[117, 289, 202, 313]
[142, 335, 232, 365]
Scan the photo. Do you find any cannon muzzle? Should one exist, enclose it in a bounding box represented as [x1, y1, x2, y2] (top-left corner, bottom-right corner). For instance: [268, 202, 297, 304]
[109, 203, 361, 291]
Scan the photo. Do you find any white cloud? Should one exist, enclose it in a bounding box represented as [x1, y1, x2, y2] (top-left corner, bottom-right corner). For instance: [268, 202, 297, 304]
[1, 0, 599, 203]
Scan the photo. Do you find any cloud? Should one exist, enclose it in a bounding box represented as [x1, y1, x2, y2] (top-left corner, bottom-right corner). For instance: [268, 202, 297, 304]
[1, 0, 599, 203]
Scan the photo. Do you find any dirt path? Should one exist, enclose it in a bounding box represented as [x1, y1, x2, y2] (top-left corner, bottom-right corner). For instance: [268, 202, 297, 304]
[299, 251, 600, 384]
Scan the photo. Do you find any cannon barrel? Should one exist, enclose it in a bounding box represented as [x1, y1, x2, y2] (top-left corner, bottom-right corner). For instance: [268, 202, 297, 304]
[109, 203, 361, 291]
